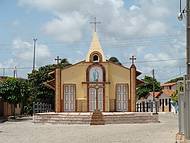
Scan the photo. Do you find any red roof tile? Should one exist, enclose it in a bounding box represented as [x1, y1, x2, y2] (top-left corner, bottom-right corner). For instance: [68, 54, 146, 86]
[148, 92, 161, 98]
[161, 82, 176, 87]
[162, 89, 175, 96]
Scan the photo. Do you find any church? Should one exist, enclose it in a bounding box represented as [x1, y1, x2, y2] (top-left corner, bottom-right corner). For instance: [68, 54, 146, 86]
[46, 31, 141, 113]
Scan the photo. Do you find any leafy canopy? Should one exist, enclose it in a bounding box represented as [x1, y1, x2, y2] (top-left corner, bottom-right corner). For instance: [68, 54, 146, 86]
[28, 58, 71, 105]
[108, 57, 122, 65]
[166, 77, 183, 83]
[137, 76, 161, 99]
[0, 78, 28, 105]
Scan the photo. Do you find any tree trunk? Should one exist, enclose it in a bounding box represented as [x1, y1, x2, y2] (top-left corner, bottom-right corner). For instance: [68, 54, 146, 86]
[13, 103, 16, 119]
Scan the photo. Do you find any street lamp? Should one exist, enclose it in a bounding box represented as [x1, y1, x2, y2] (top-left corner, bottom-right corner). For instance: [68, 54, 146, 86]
[177, 0, 190, 140]
[177, 8, 185, 21]
[177, 0, 186, 21]
[178, 12, 184, 21]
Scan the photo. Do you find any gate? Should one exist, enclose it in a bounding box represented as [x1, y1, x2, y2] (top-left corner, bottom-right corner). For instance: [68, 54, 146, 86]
[33, 102, 52, 114]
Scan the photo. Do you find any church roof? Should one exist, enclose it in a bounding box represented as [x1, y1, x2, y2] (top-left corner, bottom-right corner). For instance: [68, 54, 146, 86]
[58, 60, 141, 77]
[86, 32, 106, 62]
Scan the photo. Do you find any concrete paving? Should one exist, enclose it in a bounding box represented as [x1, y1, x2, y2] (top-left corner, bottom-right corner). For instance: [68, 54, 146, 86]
[0, 112, 178, 143]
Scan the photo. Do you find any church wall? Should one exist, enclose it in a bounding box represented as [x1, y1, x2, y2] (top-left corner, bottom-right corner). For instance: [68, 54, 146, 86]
[61, 62, 91, 112]
[60, 62, 131, 112]
[107, 62, 131, 111]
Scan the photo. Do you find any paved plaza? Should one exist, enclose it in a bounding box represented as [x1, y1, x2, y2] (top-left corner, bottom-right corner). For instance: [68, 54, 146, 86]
[0, 113, 178, 143]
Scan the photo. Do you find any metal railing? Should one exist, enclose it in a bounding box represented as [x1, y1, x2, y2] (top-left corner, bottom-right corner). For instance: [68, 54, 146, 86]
[33, 102, 52, 114]
[136, 101, 158, 113]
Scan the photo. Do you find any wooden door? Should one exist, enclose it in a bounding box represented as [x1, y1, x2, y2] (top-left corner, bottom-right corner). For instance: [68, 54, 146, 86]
[116, 84, 128, 111]
[64, 85, 75, 112]
[89, 87, 103, 112]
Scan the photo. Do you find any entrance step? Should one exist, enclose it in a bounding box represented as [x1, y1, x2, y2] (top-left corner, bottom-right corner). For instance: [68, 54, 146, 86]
[90, 110, 105, 125]
[33, 112, 159, 124]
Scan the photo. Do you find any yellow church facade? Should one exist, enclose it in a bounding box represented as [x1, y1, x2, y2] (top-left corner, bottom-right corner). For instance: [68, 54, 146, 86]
[47, 32, 141, 112]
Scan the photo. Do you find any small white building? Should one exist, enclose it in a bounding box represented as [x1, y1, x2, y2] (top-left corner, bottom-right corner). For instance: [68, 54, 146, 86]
[159, 82, 177, 112]
[136, 82, 177, 112]
[158, 89, 175, 112]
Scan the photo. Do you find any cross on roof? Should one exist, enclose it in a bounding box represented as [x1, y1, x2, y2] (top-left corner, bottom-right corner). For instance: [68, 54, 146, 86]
[90, 17, 101, 32]
[55, 56, 61, 64]
[130, 56, 136, 65]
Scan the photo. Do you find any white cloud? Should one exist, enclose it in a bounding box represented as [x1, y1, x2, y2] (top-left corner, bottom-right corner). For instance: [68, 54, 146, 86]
[129, 5, 140, 11]
[18, 0, 87, 12]
[0, 63, 3, 68]
[17, 0, 185, 81]
[43, 12, 86, 42]
[0, 39, 52, 78]
[145, 21, 167, 35]
[144, 53, 177, 67]
[12, 39, 51, 66]
[17, 0, 178, 41]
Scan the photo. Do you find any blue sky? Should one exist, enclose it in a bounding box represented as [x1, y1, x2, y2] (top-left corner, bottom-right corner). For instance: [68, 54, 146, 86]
[0, 0, 186, 82]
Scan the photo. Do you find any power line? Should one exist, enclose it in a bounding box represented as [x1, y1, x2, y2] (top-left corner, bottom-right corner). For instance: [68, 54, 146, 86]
[158, 72, 185, 82]
[123, 58, 186, 64]
[0, 57, 186, 70]
[0, 33, 184, 46]
[0, 67, 34, 69]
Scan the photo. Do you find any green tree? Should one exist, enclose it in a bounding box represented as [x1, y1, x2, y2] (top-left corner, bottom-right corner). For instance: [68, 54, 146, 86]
[171, 90, 178, 103]
[171, 81, 184, 103]
[166, 77, 183, 83]
[20, 80, 32, 114]
[28, 58, 71, 110]
[108, 57, 122, 65]
[59, 58, 72, 68]
[0, 78, 29, 117]
[137, 76, 162, 99]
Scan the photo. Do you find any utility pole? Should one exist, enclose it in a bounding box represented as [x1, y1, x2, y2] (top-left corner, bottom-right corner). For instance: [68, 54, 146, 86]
[2, 68, 5, 76]
[185, 0, 190, 139]
[33, 38, 37, 71]
[177, 0, 190, 140]
[13, 66, 17, 78]
[152, 69, 157, 114]
[152, 69, 155, 100]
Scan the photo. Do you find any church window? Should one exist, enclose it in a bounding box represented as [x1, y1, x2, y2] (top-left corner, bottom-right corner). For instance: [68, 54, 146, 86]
[89, 52, 102, 62]
[93, 55, 99, 62]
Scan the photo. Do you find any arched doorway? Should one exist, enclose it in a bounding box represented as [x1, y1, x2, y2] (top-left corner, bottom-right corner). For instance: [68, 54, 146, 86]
[87, 64, 105, 112]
